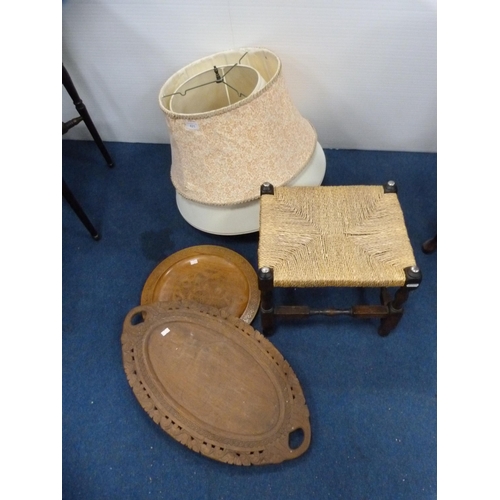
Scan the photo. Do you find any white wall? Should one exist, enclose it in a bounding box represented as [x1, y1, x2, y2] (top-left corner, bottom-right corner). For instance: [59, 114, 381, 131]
[62, 0, 436, 152]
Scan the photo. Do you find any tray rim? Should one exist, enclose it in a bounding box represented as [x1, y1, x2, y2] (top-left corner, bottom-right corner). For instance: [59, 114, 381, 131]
[140, 245, 260, 324]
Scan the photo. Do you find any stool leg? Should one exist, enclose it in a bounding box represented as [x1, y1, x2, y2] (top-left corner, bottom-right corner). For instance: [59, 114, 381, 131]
[378, 287, 409, 336]
[258, 267, 275, 336]
[378, 266, 422, 336]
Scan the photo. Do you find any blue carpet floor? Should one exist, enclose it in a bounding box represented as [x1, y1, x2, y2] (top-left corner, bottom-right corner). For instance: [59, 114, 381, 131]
[62, 140, 436, 499]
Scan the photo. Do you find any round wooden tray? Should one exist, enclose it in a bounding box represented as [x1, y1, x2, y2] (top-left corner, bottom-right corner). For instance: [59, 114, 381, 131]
[121, 301, 311, 466]
[141, 245, 259, 324]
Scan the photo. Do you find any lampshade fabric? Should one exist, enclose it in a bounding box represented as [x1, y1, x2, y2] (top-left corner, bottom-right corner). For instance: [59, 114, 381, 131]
[159, 48, 317, 206]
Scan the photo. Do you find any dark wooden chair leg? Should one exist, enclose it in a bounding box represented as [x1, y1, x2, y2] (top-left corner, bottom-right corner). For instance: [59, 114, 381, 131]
[63, 178, 100, 241]
[63, 64, 114, 168]
[422, 235, 437, 254]
[258, 267, 275, 336]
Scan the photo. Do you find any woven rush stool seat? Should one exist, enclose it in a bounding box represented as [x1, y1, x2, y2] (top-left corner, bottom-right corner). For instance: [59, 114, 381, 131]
[257, 182, 422, 336]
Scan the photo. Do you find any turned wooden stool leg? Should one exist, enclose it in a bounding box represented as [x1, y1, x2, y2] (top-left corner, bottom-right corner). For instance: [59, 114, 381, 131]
[258, 267, 275, 336]
[379, 266, 421, 336]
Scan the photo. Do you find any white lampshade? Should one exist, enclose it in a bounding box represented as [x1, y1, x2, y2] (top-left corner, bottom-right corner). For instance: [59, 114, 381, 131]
[159, 47, 326, 235]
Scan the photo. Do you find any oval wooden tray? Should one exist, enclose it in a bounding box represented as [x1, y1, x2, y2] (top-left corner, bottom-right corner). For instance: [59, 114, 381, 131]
[121, 301, 311, 465]
[141, 245, 259, 324]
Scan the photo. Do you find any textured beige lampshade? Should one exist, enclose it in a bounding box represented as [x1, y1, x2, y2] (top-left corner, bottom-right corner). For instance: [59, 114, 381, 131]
[159, 48, 318, 206]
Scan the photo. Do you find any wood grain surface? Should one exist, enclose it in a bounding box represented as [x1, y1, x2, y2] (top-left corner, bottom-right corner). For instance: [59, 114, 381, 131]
[121, 301, 311, 465]
[141, 246, 260, 323]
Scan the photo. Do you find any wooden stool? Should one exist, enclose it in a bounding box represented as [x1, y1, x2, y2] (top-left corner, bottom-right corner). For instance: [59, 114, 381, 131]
[257, 182, 421, 336]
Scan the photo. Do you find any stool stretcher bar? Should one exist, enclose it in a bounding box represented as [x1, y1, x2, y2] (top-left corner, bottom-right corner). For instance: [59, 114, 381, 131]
[258, 266, 421, 337]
